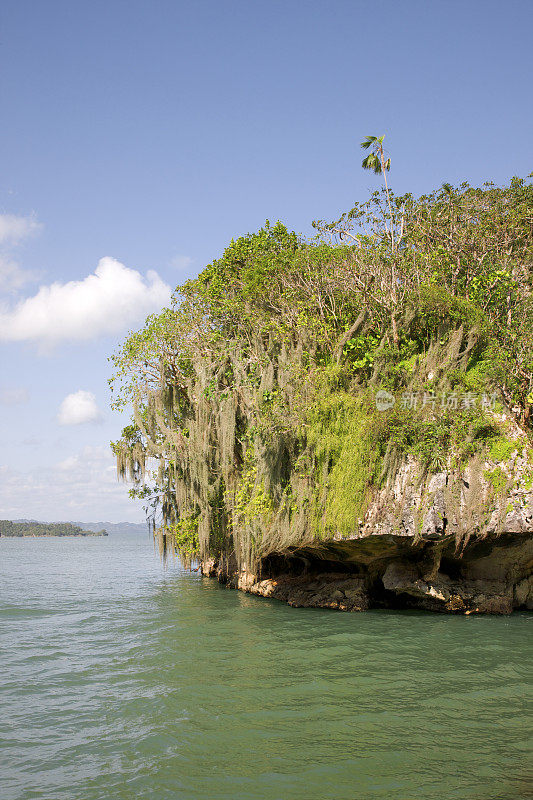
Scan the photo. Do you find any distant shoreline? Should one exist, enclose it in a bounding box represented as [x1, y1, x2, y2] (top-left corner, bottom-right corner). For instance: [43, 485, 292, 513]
[0, 532, 108, 538]
[0, 521, 108, 538]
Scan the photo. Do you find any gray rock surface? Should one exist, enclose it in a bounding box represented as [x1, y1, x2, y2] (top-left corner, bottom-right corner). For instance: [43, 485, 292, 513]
[201, 423, 533, 614]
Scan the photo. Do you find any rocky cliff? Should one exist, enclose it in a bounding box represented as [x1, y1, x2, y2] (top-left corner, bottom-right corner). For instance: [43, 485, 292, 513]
[111, 178, 533, 614]
[201, 417, 533, 614]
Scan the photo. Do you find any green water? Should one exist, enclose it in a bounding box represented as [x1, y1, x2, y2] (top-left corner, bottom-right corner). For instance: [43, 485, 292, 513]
[0, 534, 531, 800]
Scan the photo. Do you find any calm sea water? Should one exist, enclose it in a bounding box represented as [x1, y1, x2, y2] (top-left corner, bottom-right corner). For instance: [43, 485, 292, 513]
[0, 533, 531, 800]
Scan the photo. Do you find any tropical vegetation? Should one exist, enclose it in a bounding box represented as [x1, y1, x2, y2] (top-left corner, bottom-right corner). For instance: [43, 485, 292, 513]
[110, 139, 532, 569]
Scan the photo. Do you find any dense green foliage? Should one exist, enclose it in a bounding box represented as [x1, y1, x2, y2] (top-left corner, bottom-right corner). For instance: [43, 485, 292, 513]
[0, 521, 107, 537]
[110, 174, 533, 568]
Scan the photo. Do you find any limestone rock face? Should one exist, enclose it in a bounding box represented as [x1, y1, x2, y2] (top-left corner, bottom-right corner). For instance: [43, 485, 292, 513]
[199, 417, 533, 614]
[244, 574, 369, 612]
[204, 527, 531, 615]
[200, 434, 533, 615]
[200, 559, 218, 578]
[360, 440, 533, 544]
[514, 576, 533, 609]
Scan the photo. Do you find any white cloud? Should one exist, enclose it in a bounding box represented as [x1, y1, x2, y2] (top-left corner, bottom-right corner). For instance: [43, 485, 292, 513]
[57, 390, 103, 425]
[0, 257, 171, 347]
[0, 213, 42, 245]
[170, 254, 194, 271]
[0, 214, 42, 292]
[0, 386, 29, 406]
[0, 445, 144, 522]
[0, 255, 40, 292]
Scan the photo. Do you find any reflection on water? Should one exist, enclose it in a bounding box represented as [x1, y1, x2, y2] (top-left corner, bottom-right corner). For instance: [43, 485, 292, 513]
[0, 534, 531, 800]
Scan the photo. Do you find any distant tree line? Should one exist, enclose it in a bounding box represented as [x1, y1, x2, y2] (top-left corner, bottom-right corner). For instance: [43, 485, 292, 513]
[0, 521, 108, 537]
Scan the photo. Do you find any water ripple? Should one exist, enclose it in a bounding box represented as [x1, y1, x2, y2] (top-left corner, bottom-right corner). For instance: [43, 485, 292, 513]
[0, 534, 531, 800]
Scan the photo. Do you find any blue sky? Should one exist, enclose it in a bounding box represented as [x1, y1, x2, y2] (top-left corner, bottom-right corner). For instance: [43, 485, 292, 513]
[1, 0, 531, 522]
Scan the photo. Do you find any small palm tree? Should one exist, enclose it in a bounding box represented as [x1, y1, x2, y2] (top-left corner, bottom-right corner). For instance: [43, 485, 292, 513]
[361, 135, 394, 248]
[360, 134, 399, 345]
[360, 134, 391, 174]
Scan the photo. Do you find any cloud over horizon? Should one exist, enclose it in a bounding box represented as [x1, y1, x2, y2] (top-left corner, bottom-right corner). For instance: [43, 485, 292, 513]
[0, 445, 144, 523]
[57, 390, 103, 425]
[0, 257, 171, 347]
